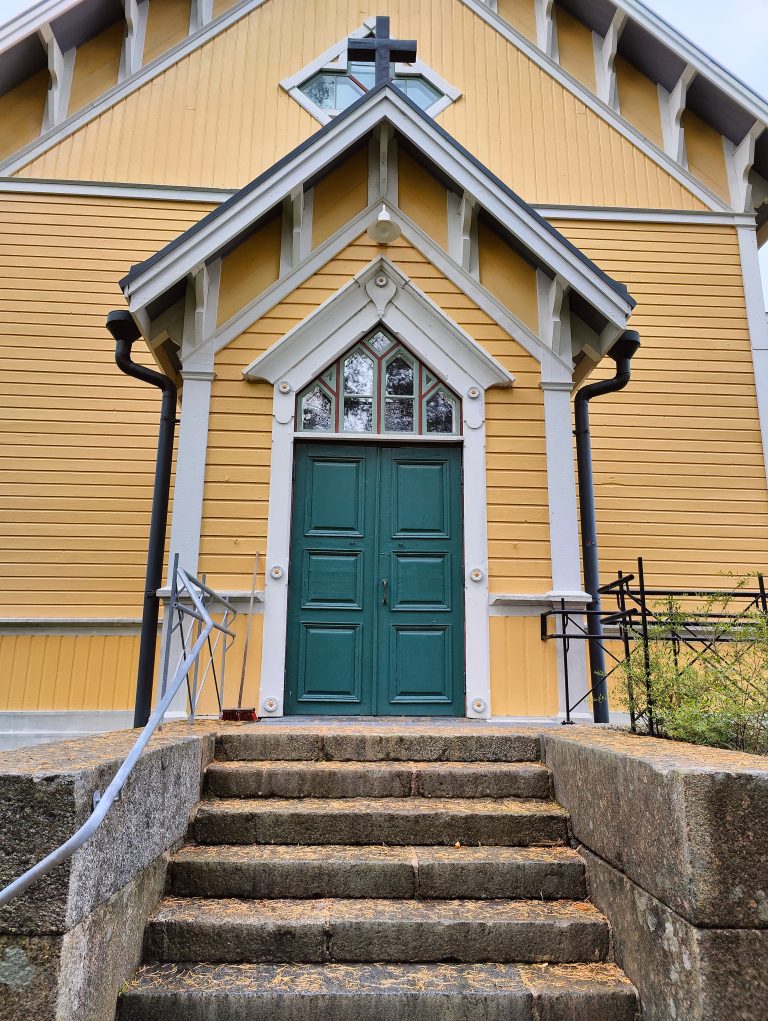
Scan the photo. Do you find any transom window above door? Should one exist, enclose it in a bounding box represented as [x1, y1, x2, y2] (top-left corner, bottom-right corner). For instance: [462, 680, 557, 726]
[297, 329, 461, 437]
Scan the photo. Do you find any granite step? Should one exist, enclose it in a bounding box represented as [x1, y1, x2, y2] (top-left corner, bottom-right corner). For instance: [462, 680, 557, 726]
[170, 844, 587, 900]
[143, 897, 610, 965]
[206, 759, 552, 800]
[214, 726, 541, 764]
[193, 796, 569, 847]
[119, 962, 640, 1021]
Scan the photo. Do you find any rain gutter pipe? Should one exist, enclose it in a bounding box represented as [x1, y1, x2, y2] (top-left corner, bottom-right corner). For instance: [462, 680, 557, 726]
[574, 330, 641, 723]
[107, 309, 178, 729]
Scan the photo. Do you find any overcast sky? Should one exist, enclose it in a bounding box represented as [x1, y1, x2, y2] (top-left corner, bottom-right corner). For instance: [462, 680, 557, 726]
[2, 0, 768, 293]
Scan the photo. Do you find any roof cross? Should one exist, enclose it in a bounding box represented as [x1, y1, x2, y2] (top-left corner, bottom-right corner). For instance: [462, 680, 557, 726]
[348, 16, 418, 87]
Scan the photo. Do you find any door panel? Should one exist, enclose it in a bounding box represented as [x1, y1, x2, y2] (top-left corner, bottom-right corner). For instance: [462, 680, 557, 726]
[389, 626, 452, 702]
[285, 442, 464, 716]
[286, 445, 376, 715]
[376, 447, 464, 715]
[297, 623, 363, 703]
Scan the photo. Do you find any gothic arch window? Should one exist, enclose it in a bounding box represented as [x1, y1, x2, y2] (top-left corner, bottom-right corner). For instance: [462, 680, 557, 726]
[297, 328, 461, 436]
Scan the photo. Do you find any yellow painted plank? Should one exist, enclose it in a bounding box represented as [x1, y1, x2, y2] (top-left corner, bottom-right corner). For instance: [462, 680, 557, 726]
[68, 20, 124, 116]
[0, 69, 48, 161]
[143, 0, 191, 65]
[554, 6, 596, 92]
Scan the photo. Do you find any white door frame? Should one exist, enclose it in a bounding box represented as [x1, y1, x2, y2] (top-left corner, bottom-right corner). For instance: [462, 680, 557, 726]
[243, 257, 514, 719]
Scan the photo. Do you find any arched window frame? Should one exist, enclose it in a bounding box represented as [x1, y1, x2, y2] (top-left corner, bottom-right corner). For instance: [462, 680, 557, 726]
[296, 327, 462, 436]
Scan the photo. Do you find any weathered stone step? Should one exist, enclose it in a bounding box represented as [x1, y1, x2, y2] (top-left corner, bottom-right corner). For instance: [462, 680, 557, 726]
[119, 962, 639, 1021]
[215, 726, 540, 764]
[206, 759, 552, 799]
[144, 897, 610, 964]
[193, 797, 568, 847]
[170, 844, 586, 900]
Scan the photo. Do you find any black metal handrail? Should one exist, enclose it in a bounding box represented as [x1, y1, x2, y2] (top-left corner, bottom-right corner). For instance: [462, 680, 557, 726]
[541, 557, 768, 729]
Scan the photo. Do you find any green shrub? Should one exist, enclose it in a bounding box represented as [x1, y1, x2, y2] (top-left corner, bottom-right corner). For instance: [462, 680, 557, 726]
[618, 588, 768, 755]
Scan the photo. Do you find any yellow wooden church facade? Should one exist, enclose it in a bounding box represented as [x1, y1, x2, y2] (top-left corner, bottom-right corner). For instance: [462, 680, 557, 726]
[2, 0, 768, 742]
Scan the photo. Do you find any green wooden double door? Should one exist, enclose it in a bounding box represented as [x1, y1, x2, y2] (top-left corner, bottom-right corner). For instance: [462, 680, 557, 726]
[285, 442, 465, 715]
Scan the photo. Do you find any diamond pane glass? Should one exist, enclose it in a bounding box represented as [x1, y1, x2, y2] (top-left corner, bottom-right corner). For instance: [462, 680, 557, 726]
[426, 391, 454, 433]
[385, 398, 414, 432]
[301, 73, 363, 111]
[392, 75, 442, 109]
[344, 352, 374, 395]
[386, 357, 414, 396]
[348, 60, 376, 90]
[368, 330, 393, 354]
[344, 397, 373, 432]
[302, 387, 332, 431]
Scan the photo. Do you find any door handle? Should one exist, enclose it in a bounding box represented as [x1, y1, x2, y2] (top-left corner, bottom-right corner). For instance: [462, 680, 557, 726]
[381, 579, 388, 606]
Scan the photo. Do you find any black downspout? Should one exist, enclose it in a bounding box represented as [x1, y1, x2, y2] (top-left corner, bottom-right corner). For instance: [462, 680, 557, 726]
[574, 330, 641, 723]
[107, 310, 178, 729]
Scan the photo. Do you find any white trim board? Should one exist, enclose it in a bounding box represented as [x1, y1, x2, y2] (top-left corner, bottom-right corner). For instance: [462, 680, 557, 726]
[121, 87, 635, 333]
[0, 177, 757, 232]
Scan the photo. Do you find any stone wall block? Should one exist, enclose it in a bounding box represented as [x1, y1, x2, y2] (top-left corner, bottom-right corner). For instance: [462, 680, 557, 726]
[541, 728, 768, 928]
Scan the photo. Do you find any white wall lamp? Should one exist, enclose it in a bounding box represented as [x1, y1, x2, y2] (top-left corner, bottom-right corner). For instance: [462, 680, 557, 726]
[367, 205, 402, 245]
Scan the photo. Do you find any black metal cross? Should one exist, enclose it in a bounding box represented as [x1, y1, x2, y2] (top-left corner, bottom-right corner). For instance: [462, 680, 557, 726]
[348, 16, 417, 87]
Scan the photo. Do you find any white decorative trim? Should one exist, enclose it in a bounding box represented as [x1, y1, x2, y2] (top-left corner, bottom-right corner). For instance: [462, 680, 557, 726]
[539, 378, 589, 716]
[190, 0, 214, 34]
[535, 0, 557, 60]
[448, 192, 479, 277]
[0, 177, 234, 202]
[2, 177, 761, 233]
[659, 66, 696, 165]
[0, 618, 142, 635]
[38, 23, 74, 130]
[244, 257, 514, 391]
[368, 122, 398, 205]
[736, 226, 768, 488]
[279, 20, 462, 128]
[0, 176, 758, 228]
[459, 0, 730, 213]
[249, 257, 508, 719]
[488, 592, 589, 616]
[167, 262, 220, 579]
[593, 10, 627, 109]
[123, 88, 635, 333]
[533, 205, 755, 225]
[0, 0, 270, 176]
[119, 0, 148, 80]
[725, 123, 765, 214]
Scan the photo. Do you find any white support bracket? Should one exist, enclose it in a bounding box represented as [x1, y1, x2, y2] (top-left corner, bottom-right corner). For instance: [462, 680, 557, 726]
[39, 24, 74, 129]
[725, 122, 766, 214]
[448, 191, 479, 278]
[368, 122, 397, 205]
[280, 186, 311, 273]
[537, 272, 571, 360]
[535, 0, 558, 61]
[659, 65, 696, 165]
[190, 0, 214, 34]
[593, 10, 627, 109]
[120, 0, 148, 80]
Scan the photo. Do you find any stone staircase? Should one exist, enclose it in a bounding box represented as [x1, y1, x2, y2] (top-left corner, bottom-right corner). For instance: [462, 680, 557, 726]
[118, 725, 640, 1020]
